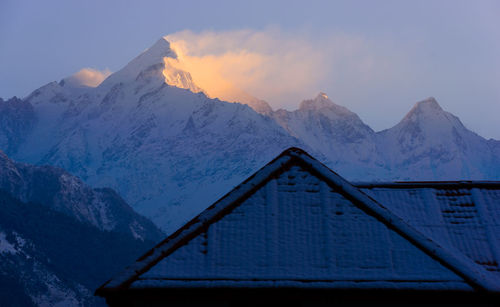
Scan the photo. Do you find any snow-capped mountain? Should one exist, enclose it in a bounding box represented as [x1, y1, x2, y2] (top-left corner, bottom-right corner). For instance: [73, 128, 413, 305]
[1, 38, 302, 231]
[0, 36, 498, 233]
[377, 97, 500, 180]
[273, 94, 500, 181]
[0, 151, 163, 241]
[272, 93, 385, 178]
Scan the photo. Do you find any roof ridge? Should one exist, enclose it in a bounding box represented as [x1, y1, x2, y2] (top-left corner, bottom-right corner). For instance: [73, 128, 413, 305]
[355, 181, 500, 189]
[96, 147, 500, 295]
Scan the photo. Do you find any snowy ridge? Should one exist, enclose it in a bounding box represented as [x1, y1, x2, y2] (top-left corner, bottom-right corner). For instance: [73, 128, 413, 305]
[99, 38, 176, 88]
[272, 93, 381, 179]
[0, 150, 163, 241]
[376, 97, 499, 180]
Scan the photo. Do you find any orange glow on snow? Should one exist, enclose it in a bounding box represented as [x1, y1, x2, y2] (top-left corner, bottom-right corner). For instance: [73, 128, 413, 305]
[164, 40, 266, 104]
[162, 30, 330, 107]
[70, 68, 111, 87]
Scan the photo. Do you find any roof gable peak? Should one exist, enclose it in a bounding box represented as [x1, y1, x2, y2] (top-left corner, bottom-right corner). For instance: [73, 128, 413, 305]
[97, 147, 500, 294]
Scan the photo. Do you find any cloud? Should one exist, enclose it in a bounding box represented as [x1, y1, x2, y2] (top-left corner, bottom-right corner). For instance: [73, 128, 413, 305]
[163, 29, 413, 110]
[66, 68, 112, 87]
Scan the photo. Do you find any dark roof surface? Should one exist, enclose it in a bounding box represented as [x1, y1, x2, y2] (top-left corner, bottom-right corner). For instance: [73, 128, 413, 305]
[360, 182, 500, 279]
[96, 148, 500, 296]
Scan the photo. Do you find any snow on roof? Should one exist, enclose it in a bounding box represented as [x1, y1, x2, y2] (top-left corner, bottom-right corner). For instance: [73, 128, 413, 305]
[358, 182, 500, 280]
[96, 148, 500, 295]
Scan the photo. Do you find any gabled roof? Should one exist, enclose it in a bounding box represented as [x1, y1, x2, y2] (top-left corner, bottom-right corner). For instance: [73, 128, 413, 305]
[96, 148, 500, 295]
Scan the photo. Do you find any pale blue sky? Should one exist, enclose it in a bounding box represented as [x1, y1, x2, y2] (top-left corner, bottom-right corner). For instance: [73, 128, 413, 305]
[0, 0, 499, 138]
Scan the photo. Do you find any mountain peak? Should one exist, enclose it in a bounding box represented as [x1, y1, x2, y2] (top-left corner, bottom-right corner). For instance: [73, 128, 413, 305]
[299, 92, 335, 110]
[318, 92, 329, 100]
[412, 97, 442, 112]
[400, 97, 447, 124]
[147, 37, 178, 61]
[123, 37, 177, 71]
[394, 96, 468, 140]
[297, 92, 356, 117]
[98, 37, 177, 88]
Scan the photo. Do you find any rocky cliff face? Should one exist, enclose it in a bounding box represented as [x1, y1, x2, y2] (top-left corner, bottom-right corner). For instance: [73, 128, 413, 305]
[0, 97, 36, 154]
[0, 151, 163, 241]
[0, 152, 164, 306]
[0, 189, 158, 306]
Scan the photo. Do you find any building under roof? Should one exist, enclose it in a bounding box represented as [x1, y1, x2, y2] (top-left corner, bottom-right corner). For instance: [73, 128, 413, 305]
[96, 148, 499, 306]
